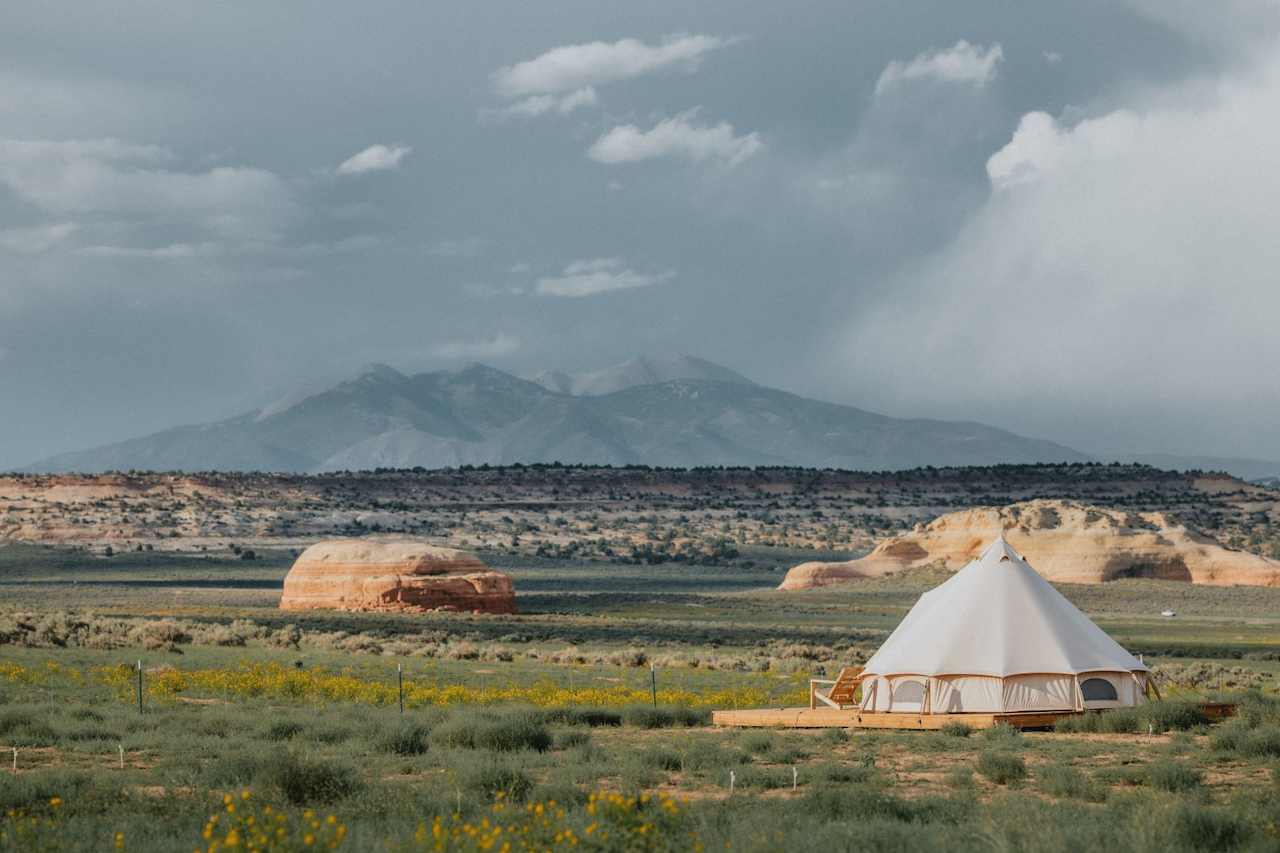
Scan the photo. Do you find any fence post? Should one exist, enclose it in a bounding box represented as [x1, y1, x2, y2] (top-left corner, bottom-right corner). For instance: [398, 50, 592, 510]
[398, 663, 404, 715]
[650, 663, 657, 708]
[136, 660, 143, 714]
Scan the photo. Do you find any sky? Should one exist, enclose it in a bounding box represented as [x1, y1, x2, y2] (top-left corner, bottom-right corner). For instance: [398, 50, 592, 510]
[2, 0, 1279, 468]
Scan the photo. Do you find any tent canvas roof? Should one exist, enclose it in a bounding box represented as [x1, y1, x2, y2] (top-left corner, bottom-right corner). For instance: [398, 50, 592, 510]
[862, 535, 1147, 678]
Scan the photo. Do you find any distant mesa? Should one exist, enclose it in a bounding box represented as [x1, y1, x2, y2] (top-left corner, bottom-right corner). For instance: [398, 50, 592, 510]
[280, 538, 516, 614]
[779, 499, 1280, 590]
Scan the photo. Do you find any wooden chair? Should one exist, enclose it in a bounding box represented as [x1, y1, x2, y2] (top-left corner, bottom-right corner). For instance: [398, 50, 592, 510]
[809, 666, 864, 709]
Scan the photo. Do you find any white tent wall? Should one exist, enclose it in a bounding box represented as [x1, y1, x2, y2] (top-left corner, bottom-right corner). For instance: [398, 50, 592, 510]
[859, 671, 1148, 713]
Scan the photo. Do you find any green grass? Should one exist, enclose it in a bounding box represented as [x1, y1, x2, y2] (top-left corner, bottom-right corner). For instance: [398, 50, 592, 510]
[1, 540, 1278, 851]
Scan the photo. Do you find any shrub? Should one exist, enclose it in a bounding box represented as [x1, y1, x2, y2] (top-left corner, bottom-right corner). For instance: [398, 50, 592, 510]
[620, 705, 709, 729]
[204, 755, 262, 787]
[732, 766, 793, 790]
[431, 714, 551, 752]
[739, 732, 775, 755]
[378, 723, 431, 756]
[1093, 766, 1147, 787]
[554, 730, 591, 750]
[639, 748, 683, 772]
[939, 720, 972, 738]
[543, 708, 621, 727]
[1097, 708, 1139, 734]
[980, 722, 1022, 747]
[944, 767, 974, 790]
[815, 763, 877, 785]
[259, 755, 361, 805]
[1053, 714, 1098, 734]
[1240, 726, 1280, 758]
[1210, 720, 1280, 758]
[681, 740, 748, 773]
[1140, 700, 1209, 732]
[474, 716, 551, 753]
[1171, 803, 1252, 850]
[1037, 764, 1103, 802]
[264, 721, 305, 742]
[0, 709, 57, 746]
[1148, 761, 1202, 792]
[459, 762, 533, 802]
[799, 787, 907, 822]
[976, 751, 1026, 785]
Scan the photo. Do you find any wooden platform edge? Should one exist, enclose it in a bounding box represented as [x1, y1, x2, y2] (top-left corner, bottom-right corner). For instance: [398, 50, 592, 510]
[711, 702, 1236, 731]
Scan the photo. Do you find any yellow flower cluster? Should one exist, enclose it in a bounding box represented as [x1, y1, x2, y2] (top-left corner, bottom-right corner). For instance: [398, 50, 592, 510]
[401, 790, 700, 852]
[97, 661, 797, 710]
[0, 660, 82, 687]
[198, 791, 347, 852]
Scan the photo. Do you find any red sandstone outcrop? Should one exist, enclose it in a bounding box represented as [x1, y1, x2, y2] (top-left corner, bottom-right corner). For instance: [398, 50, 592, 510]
[280, 539, 515, 614]
[779, 500, 1280, 590]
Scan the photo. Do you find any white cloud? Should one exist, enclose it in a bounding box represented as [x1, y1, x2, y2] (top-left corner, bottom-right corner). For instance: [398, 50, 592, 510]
[335, 144, 412, 176]
[536, 257, 674, 297]
[0, 222, 77, 254]
[588, 110, 763, 167]
[1043, 50, 1063, 65]
[492, 34, 731, 98]
[841, 50, 1280, 452]
[498, 87, 599, 120]
[0, 138, 294, 240]
[430, 333, 521, 359]
[986, 110, 1140, 189]
[875, 41, 1004, 96]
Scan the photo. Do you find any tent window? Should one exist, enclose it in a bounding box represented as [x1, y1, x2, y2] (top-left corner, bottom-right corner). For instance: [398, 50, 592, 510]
[893, 680, 925, 704]
[1080, 677, 1118, 701]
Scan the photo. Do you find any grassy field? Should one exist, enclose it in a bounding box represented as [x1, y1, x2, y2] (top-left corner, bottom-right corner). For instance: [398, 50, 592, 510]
[2, 543, 1279, 851]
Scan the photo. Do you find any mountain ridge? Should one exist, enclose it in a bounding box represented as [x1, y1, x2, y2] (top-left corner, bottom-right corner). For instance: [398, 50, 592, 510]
[21, 359, 1090, 473]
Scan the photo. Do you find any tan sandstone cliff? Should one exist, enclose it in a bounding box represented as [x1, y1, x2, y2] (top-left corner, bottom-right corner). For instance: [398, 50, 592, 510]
[779, 500, 1280, 590]
[280, 538, 516, 613]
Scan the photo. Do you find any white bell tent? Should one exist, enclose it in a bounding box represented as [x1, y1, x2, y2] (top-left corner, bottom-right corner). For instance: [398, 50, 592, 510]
[858, 535, 1150, 714]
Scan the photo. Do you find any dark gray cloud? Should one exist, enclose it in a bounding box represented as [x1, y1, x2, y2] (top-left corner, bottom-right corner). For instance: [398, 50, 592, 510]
[0, 0, 1270, 468]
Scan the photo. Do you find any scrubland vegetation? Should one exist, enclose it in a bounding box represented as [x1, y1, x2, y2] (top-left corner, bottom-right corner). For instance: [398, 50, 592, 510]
[2, 464, 1279, 850]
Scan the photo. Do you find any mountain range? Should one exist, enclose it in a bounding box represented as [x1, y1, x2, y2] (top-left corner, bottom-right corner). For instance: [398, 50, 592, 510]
[20, 356, 1092, 473]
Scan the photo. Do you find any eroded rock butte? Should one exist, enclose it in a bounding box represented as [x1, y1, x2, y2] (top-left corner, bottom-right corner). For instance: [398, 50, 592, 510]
[280, 538, 515, 614]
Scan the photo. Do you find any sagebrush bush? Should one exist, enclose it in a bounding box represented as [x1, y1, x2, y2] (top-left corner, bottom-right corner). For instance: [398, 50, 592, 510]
[639, 747, 683, 772]
[377, 723, 431, 756]
[553, 730, 591, 750]
[620, 705, 709, 729]
[939, 720, 972, 738]
[980, 722, 1022, 747]
[458, 762, 533, 802]
[258, 754, 362, 805]
[542, 707, 621, 727]
[1140, 700, 1209, 732]
[263, 720, 305, 742]
[1148, 760, 1202, 792]
[976, 751, 1026, 785]
[1098, 708, 1139, 734]
[739, 731, 775, 755]
[430, 713, 550, 752]
[1171, 803, 1252, 850]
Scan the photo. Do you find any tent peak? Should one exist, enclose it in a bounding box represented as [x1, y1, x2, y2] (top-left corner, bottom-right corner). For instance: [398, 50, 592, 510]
[980, 533, 1022, 565]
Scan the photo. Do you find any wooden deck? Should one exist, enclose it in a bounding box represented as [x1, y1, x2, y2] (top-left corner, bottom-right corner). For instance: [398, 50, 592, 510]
[712, 702, 1236, 731]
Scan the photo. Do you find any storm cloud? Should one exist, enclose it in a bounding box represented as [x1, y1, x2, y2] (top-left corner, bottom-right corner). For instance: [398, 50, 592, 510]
[0, 0, 1274, 468]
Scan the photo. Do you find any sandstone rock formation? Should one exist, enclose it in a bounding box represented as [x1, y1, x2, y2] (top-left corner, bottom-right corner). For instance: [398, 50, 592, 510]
[280, 539, 515, 614]
[779, 500, 1280, 590]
